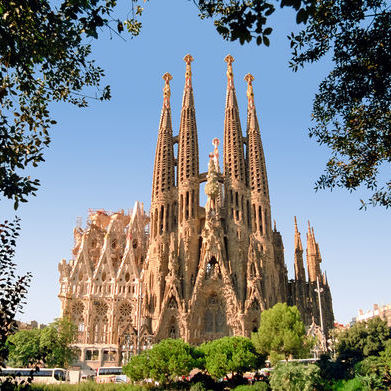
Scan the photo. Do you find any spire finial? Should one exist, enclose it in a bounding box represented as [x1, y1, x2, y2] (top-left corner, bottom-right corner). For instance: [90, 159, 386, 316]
[183, 54, 194, 88]
[294, 216, 298, 232]
[224, 54, 235, 89]
[162, 72, 173, 108]
[273, 219, 277, 231]
[244, 73, 255, 109]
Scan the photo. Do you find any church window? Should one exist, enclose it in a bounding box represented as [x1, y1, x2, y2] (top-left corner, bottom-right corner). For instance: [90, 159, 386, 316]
[72, 301, 84, 317]
[119, 302, 132, 318]
[172, 201, 177, 228]
[252, 319, 258, 333]
[258, 206, 263, 234]
[179, 195, 183, 223]
[125, 272, 130, 282]
[233, 273, 238, 289]
[111, 239, 118, 249]
[78, 272, 83, 281]
[91, 239, 97, 248]
[185, 191, 189, 220]
[166, 204, 170, 231]
[102, 272, 106, 282]
[170, 324, 177, 339]
[204, 309, 213, 332]
[204, 294, 226, 334]
[132, 239, 138, 249]
[251, 299, 260, 311]
[95, 301, 108, 317]
[168, 297, 178, 309]
[111, 255, 120, 271]
[159, 206, 164, 234]
[208, 294, 218, 305]
[205, 257, 217, 279]
[247, 200, 251, 228]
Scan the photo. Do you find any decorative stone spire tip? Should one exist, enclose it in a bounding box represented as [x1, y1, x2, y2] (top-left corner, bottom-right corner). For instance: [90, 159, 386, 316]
[225, 54, 235, 89]
[183, 54, 193, 88]
[244, 73, 255, 109]
[162, 72, 173, 108]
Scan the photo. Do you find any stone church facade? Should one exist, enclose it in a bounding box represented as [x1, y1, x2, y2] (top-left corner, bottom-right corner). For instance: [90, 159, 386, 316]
[58, 55, 334, 368]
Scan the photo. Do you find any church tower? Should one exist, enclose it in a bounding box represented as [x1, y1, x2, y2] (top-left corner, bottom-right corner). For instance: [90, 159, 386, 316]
[222, 55, 251, 306]
[146, 72, 176, 330]
[177, 55, 200, 303]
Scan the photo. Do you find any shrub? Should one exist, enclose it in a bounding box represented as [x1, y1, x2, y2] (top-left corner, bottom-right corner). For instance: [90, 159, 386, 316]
[252, 382, 270, 391]
[190, 382, 207, 391]
[331, 378, 367, 391]
[233, 382, 270, 391]
[270, 362, 323, 391]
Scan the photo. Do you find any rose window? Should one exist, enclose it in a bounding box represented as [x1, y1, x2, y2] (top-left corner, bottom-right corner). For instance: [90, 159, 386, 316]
[95, 302, 108, 317]
[72, 301, 84, 316]
[119, 302, 132, 318]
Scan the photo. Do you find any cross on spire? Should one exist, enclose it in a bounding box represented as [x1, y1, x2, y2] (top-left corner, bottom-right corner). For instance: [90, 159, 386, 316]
[162, 72, 173, 108]
[244, 73, 255, 109]
[224, 54, 235, 89]
[183, 54, 194, 88]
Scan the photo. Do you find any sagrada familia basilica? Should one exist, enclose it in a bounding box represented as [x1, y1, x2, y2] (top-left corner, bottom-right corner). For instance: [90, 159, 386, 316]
[58, 55, 334, 368]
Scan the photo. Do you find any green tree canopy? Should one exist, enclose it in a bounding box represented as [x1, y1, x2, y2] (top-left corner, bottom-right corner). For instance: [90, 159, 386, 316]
[6, 317, 77, 368]
[199, 336, 261, 380]
[123, 338, 197, 385]
[0, 0, 144, 208]
[335, 317, 391, 365]
[5, 328, 41, 367]
[195, 0, 391, 208]
[0, 218, 31, 366]
[252, 303, 313, 365]
[39, 317, 78, 368]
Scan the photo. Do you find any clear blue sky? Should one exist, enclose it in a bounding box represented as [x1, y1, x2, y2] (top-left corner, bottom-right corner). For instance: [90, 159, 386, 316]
[1, 0, 390, 326]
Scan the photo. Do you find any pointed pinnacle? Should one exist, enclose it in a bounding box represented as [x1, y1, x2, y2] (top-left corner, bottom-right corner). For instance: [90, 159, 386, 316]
[294, 216, 298, 232]
[162, 72, 173, 108]
[183, 54, 193, 88]
[225, 54, 235, 89]
[244, 73, 255, 109]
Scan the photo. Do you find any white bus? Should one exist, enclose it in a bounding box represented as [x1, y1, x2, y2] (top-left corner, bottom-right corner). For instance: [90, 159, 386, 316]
[96, 367, 128, 383]
[0, 368, 67, 385]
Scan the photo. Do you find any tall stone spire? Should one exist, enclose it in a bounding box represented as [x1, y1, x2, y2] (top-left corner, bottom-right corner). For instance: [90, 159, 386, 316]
[178, 54, 199, 225]
[223, 55, 246, 185]
[294, 217, 306, 281]
[306, 221, 322, 282]
[177, 54, 200, 302]
[151, 72, 176, 237]
[223, 55, 250, 306]
[245, 73, 271, 237]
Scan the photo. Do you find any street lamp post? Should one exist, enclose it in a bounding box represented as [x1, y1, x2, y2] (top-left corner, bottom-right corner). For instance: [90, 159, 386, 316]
[315, 276, 324, 334]
[315, 276, 326, 352]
